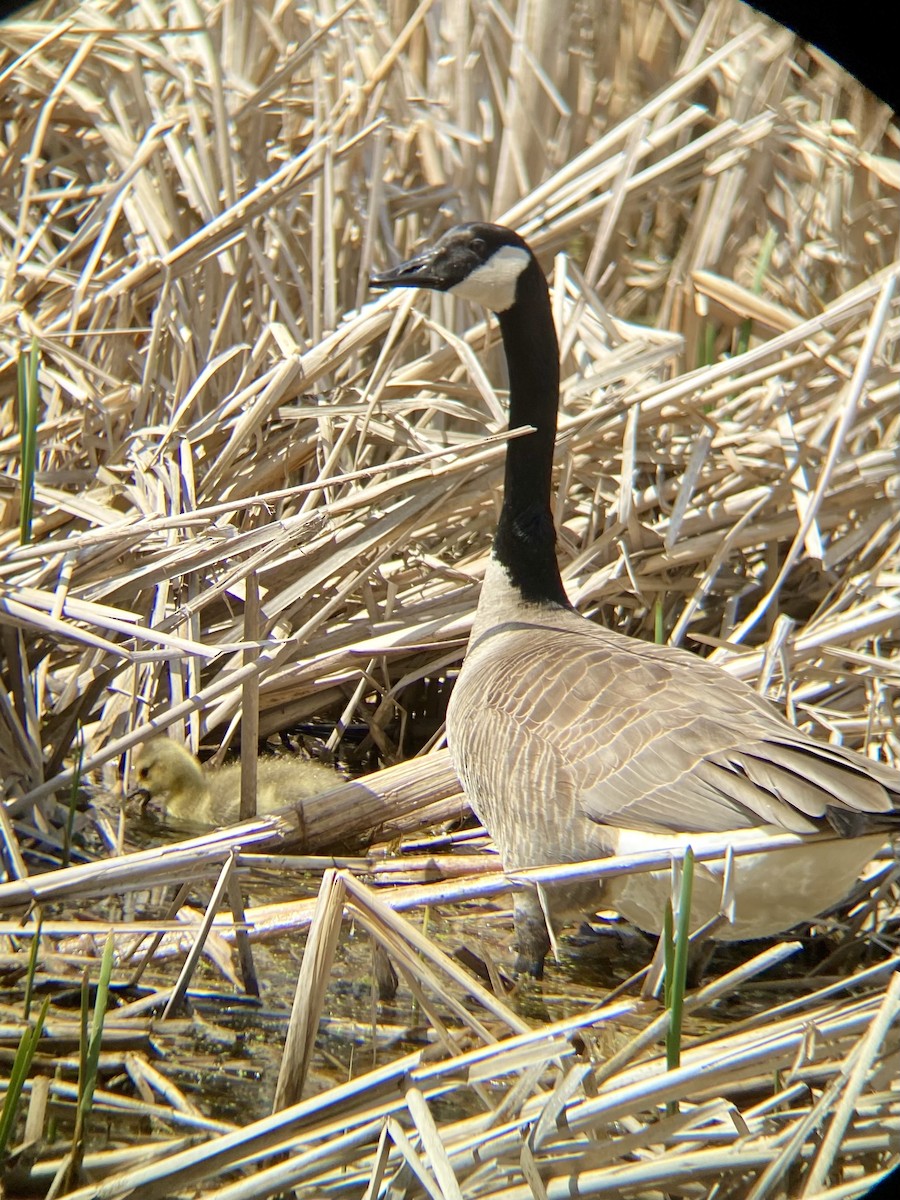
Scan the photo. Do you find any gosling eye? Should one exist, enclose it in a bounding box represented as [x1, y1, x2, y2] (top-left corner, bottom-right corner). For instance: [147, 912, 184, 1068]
[138, 766, 150, 780]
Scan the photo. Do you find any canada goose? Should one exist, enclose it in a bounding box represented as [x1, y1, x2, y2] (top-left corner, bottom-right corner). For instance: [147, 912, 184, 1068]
[372, 222, 900, 976]
[132, 738, 338, 827]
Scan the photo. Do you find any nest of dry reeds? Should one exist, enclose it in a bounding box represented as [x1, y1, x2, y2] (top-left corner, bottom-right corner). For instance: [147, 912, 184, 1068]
[1, 1, 899, 1197]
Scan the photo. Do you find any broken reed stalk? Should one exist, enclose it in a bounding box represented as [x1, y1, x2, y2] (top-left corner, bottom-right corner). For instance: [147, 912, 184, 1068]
[0, 2, 898, 1197]
[161, 852, 240, 1019]
[273, 869, 347, 1111]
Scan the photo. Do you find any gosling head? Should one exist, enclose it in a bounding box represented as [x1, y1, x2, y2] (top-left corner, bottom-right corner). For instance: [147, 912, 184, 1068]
[131, 739, 209, 818]
[370, 222, 534, 314]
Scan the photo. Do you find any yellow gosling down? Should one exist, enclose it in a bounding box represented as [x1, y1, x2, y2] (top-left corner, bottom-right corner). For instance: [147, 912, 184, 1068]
[132, 738, 338, 827]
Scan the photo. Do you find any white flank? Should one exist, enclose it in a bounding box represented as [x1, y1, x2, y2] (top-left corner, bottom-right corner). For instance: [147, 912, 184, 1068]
[604, 826, 887, 940]
[450, 244, 530, 312]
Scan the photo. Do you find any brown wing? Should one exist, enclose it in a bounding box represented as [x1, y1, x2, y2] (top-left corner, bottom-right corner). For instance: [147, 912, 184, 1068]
[448, 616, 900, 839]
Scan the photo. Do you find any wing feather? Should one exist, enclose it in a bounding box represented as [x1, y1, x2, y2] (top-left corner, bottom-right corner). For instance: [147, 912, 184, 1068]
[448, 618, 900, 847]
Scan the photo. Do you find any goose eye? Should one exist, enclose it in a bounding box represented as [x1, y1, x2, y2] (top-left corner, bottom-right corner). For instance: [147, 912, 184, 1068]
[471, 237, 486, 256]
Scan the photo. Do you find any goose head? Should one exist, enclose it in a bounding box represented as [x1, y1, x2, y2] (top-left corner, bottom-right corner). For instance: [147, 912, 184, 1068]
[131, 739, 209, 819]
[371, 222, 536, 314]
[372, 221, 565, 614]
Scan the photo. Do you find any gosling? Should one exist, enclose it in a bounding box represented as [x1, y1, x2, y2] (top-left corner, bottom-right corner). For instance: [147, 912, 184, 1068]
[132, 738, 338, 827]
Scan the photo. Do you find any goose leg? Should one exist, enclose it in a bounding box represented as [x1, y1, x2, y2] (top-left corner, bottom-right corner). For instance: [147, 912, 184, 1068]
[513, 889, 551, 977]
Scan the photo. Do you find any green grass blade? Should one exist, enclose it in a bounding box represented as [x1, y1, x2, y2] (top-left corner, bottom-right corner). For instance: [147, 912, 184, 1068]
[17, 337, 40, 546]
[22, 915, 42, 1021]
[78, 931, 115, 1121]
[666, 847, 695, 1074]
[662, 898, 674, 1010]
[0, 996, 50, 1163]
[751, 227, 779, 292]
[698, 320, 716, 369]
[736, 227, 778, 356]
[65, 932, 115, 1187]
[63, 730, 85, 869]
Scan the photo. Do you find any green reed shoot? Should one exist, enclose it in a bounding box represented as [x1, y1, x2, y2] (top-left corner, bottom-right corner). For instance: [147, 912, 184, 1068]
[16, 337, 40, 546]
[664, 845, 695, 1112]
[68, 932, 115, 1173]
[0, 996, 50, 1166]
[22, 916, 43, 1021]
[63, 730, 85, 869]
[653, 594, 665, 644]
[736, 227, 778, 357]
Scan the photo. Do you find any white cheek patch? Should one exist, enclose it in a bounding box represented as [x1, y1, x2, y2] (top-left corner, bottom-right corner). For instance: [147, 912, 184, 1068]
[450, 244, 531, 312]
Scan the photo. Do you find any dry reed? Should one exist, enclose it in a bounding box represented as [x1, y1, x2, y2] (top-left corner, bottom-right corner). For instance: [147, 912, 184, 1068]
[1, 0, 899, 1196]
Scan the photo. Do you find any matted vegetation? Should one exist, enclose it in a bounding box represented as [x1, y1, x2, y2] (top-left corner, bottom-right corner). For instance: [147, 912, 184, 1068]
[1, 0, 899, 1195]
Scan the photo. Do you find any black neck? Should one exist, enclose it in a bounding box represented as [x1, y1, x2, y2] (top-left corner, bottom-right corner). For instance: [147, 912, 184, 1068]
[492, 256, 570, 608]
